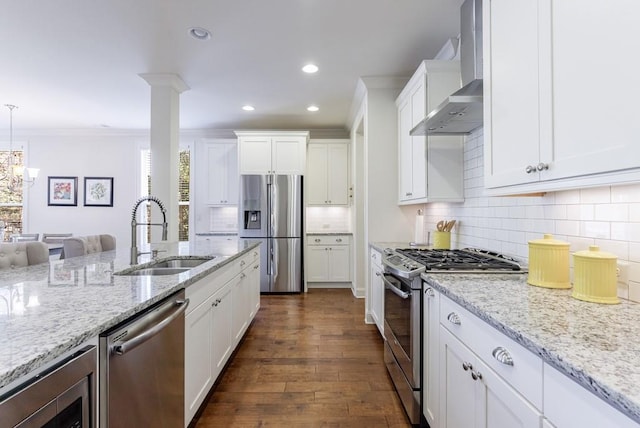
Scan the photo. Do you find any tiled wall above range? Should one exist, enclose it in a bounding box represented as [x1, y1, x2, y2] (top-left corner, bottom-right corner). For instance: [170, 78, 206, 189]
[421, 129, 640, 303]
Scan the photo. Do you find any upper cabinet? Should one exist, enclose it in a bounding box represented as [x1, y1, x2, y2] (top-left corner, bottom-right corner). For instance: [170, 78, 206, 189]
[204, 142, 238, 205]
[396, 61, 464, 205]
[484, 0, 640, 195]
[236, 131, 309, 175]
[306, 140, 350, 206]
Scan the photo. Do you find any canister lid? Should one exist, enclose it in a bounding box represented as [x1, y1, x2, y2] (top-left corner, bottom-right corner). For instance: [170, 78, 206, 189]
[574, 245, 617, 260]
[528, 234, 570, 247]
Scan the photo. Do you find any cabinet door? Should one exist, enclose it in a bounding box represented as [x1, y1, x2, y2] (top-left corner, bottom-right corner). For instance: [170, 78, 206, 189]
[239, 136, 272, 174]
[231, 273, 249, 344]
[249, 261, 261, 319]
[328, 245, 350, 282]
[206, 143, 237, 205]
[306, 144, 329, 205]
[398, 100, 414, 201]
[483, 0, 541, 188]
[543, 0, 640, 181]
[326, 144, 349, 205]
[272, 136, 306, 174]
[423, 286, 440, 427]
[409, 80, 427, 200]
[184, 297, 214, 426]
[306, 246, 329, 282]
[475, 357, 542, 428]
[370, 261, 384, 335]
[212, 284, 233, 379]
[440, 327, 478, 428]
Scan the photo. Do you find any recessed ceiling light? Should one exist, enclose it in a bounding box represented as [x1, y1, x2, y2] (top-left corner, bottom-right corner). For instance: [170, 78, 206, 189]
[302, 64, 319, 74]
[242, 105, 255, 111]
[189, 27, 211, 41]
[307, 105, 319, 112]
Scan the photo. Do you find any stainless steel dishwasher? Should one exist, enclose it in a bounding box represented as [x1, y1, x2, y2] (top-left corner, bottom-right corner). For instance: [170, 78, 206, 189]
[100, 289, 189, 427]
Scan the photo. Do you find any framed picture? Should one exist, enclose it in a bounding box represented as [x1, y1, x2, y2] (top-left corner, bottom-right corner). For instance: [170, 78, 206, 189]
[48, 261, 79, 286]
[84, 177, 114, 207]
[48, 176, 78, 206]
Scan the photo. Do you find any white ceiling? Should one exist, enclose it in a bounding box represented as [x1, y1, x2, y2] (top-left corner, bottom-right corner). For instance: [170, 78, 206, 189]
[0, 0, 463, 132]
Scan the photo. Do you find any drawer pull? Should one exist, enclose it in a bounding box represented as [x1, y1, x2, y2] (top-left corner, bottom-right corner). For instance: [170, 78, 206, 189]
[375, 271, 382, 276]
[447, 312, 461, 325]
[253, 264, 260, 270]
[424, 287, 435, 298]
[336, 238, 342, 242]
[240, 260, 246, 266]
[462, 362, 472, 371]
[492, 347, 514, 366]
[315, 238, 321, 243]
[471, 370, 483, 381]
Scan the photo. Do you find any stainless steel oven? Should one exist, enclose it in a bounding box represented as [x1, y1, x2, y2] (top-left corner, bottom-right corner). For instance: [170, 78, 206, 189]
[382, 252, 425, 426]
[0, 345, 96, 428]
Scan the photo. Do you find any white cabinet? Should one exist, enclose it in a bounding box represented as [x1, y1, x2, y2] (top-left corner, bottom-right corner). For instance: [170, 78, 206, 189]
[422, 285, 440, 427]
[202, 142, 238, 205]
[369, 248, 384, 336]
[236, 131, 309, 175]
[439, 328, 542, 428]
[396, 60, 464, 204]
[307, 141, 349, 206]
[306, 235, 351, 283]
[438, 294, 543, 428]
[484, 0, 640, 194]
[544, 363, 640, 428]
[184, 248, 261, 427]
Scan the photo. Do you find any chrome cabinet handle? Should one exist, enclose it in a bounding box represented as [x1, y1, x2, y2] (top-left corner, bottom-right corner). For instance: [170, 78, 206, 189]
[240, 260, 246, 266]
[240, 273, 246, 279]
[253, 264, 259, 270]
[336, 238, 342, 243]
[462, 362, 472, 371]
[537, 162, 549, 171]
[375, 271, 382, 276]
[492, 347, 514, 366]
[315, 238, 321, 243]
[372, 253, 377, 260]
[471, 370, 483, 381]
[447, 312, 461, 325]
[525, 165, 536, 174]
[424, 287, 435, 298]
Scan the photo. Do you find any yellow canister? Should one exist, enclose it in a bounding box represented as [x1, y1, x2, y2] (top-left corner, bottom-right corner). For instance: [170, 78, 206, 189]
[527, 234, 571, 289]
[572, 245, 619, 304]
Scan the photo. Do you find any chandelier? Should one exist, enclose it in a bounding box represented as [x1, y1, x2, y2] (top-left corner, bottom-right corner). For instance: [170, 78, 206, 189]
[3, 104, 38, 191]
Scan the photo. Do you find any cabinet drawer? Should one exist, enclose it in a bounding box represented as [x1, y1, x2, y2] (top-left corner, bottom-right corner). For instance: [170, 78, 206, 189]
[440, 295, 543, 410]
[238, 248, 259, 271]
[370, 248, 383, 269]
[307, 235, 350, 246]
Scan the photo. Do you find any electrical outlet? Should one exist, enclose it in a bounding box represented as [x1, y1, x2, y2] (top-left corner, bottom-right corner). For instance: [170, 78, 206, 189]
[617, 261, 629, 286]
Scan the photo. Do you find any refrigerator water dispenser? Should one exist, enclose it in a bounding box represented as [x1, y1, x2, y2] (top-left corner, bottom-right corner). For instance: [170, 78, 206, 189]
[244, 210, 261, 229]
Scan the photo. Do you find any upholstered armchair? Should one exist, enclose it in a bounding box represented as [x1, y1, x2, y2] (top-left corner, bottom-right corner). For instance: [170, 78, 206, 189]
[60, 234, 116, 259]
[0, 242, 50, 269]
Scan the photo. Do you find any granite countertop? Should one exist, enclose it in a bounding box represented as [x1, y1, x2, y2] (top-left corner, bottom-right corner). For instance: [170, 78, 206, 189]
[423, 272, 640, 424]
[0, 238, 260, 391]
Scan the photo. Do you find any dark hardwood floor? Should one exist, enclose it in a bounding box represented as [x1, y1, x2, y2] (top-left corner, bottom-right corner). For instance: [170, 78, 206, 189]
[193, 288, 411, 427]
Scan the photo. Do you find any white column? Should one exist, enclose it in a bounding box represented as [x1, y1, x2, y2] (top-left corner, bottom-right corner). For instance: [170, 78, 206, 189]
[139, 73, 189, 242]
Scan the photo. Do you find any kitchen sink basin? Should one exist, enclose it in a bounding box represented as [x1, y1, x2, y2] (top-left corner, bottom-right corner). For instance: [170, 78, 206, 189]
[122, 267, 191, 276]
[150, 257, 213, 268]
[115, 256, 215, 276]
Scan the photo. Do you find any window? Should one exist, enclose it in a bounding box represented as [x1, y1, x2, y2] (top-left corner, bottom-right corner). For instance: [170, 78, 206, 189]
[0, 150, 24, 241]
[140, 148, 190, 242]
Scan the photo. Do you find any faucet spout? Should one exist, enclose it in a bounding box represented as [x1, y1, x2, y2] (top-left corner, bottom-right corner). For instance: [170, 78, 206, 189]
[131, 195, 168, 264]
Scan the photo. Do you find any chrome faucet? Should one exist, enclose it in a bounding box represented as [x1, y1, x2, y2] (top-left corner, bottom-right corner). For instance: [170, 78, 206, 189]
[131, 196, 168, 264]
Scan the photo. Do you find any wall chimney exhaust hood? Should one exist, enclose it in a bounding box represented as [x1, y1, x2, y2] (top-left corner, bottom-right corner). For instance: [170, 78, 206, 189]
[411, 0, 483, 136]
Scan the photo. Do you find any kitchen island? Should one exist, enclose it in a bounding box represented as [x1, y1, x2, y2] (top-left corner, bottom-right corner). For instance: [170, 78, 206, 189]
[424, 271, 640, 426]
[0, 238, 260, 392]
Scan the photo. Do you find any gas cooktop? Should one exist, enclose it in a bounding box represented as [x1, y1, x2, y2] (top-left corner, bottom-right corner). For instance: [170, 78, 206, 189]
[383, 247, 525, 278]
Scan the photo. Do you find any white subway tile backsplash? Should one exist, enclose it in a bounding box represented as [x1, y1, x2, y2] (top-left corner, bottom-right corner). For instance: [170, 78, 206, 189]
[420, 129, 640, 302]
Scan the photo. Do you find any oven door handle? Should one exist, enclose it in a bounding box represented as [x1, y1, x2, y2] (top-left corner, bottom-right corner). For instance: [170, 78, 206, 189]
[381, 273, 410, 299]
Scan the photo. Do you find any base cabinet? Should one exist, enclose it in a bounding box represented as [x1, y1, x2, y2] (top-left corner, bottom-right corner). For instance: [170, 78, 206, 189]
[184, 249, 260, 427]
[422, 286, 439, 426]
[306, 235, 351, 283]
[369, 248, 384, 335]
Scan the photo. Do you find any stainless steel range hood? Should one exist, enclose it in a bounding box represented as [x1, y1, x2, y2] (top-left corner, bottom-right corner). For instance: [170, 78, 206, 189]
[411, 0, 483, 136]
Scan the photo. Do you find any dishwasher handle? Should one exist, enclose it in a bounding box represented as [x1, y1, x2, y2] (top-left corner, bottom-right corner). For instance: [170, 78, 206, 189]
[113, 298, 189, 356]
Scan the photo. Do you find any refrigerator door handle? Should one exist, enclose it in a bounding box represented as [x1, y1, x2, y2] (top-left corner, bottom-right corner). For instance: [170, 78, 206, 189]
[271, 239, 278, 282]
[267, 241, 273, 276]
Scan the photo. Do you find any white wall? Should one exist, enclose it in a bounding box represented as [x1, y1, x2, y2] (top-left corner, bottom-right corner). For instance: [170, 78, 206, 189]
[23, 132, 144, 248]
[420, 129, 640, 302]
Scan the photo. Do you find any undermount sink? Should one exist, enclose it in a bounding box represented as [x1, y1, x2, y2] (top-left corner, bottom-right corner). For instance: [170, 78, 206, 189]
[123, 267, 191, 276]
[151, 258, 213, 268]
[115, 257, 215, 276]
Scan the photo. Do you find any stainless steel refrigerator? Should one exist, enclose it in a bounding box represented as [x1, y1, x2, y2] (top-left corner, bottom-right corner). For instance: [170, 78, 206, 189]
[238, 175, 303, 293]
